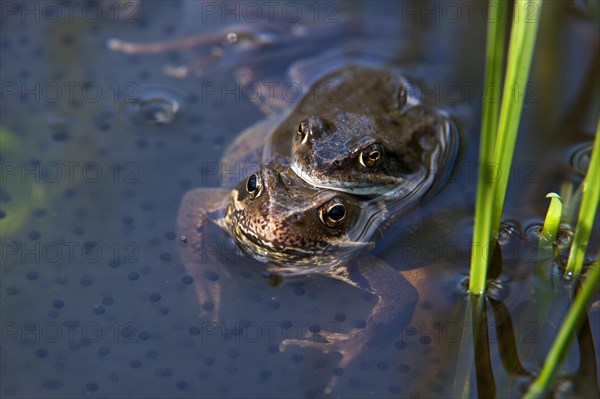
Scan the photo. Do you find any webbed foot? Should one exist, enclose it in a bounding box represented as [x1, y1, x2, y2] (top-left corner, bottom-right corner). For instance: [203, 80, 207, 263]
[281, 256, 419, 393]
[280, 329, 372, 394]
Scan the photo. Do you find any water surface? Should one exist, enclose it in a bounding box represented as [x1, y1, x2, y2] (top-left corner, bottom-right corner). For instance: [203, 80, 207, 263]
[1, 1, 598, 398]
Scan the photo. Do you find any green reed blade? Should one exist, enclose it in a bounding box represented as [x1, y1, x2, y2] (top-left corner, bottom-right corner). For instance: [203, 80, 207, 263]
[489, 0, 543, 241]
[469, 0, 510, 294]
[480, 0, 509, 164]
[470, 0, 543, 294]
[524, 259, 600, 398]
[565, 120, 600, 277]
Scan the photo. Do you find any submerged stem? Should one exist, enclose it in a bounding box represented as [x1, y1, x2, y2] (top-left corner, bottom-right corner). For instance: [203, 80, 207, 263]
[524, 261, 600, 398]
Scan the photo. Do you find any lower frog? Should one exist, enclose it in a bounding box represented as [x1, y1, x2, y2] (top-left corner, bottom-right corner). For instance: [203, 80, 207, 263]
[177, 163, 421, 391]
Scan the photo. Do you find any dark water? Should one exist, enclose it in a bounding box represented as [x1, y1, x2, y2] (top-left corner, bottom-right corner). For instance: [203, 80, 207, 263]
[1, 1, 598, 398]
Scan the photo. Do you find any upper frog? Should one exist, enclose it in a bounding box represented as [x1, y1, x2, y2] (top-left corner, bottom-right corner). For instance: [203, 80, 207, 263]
[287, 66, 458, 196]
[110, 28, 459, 198]
[290, 100, 457, 197]
[222, 65, 459, 199]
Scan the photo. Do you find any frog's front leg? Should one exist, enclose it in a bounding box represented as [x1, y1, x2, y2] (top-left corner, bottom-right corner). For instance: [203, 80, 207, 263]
[177, 188, 230, 320]
[280, 256, 418, 391]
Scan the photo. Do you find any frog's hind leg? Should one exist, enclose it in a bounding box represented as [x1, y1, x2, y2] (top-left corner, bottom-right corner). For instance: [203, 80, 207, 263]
[107, 25, 279, 78]
[280, 256, 418, 393]
[177, 188, 230, 321]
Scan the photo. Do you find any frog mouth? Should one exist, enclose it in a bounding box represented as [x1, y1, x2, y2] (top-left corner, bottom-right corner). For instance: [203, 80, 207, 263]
[234, 224, 313, 257]
[290, 163, 407, 196]
[232, 223, 359, 270]
[237, 229, 375, 275]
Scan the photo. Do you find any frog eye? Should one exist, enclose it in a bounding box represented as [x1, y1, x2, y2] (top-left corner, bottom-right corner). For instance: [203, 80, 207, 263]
[319, 198, 346, 227]
[359, 143, 384, 168]
[246, 173, 263, 199]
[296, 120, 310, 144]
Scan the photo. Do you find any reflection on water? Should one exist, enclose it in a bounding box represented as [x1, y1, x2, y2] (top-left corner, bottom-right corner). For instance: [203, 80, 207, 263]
[1, 1, 598, 398]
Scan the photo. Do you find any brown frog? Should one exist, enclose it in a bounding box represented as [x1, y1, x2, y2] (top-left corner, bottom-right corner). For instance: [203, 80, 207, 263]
[177, 163, 421, 392]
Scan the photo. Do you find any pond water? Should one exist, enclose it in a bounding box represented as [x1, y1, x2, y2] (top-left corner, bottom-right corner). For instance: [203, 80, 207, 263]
[1, 1, 598, 398]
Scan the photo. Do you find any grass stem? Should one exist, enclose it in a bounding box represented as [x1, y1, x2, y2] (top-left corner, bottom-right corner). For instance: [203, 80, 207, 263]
[470, 0, 543, 294]
[565, 120, 600, 277]
[469, 0, 509, 294]
[489, 0, 543, 239]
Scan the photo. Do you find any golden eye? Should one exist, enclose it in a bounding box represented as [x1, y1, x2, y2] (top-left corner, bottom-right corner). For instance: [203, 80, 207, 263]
[359, 143, 384, 168]
[297, 120, 309, 144]
[319, 199, 346, 227]
[246, 173, 263, 199]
